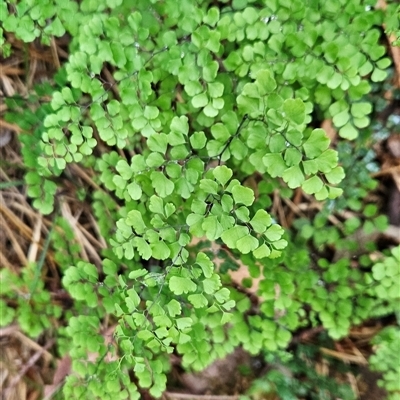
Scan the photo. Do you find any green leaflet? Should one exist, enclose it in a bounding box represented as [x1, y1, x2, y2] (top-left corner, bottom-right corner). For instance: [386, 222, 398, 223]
[221, 225, 249, 249]
[302, 175, 324, 194]
[169, 276, 197, 295]
[126, 210, 146, 234]
[282, 165, 305, 189]
[231, 185, 255, 206]
[236, 235, 259, 254]
[148, 133, 168, 154]
[213, 165, 233, 186]
[202, 215, 224, 240]
[283, 98, 306, 125]
[303, 129, 330, 158]
[263, 153, 287, 177]
[250, 209, 272, 233]
[150, 171, 174, 197]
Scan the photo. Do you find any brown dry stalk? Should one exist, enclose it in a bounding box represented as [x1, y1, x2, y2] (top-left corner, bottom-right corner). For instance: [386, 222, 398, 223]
[0, 196, 34, 240]
[0, 119, 22, 133]
[27, 215, 42, 263]
[0, 212, 28, 266]
[4, 338, 55, 395]
[320, 347, 368, 365]
[50, 37, 61, 69]
[376, 0, 400, 87]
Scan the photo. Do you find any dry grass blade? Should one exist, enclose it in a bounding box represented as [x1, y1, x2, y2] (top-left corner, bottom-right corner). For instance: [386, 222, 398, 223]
[26, 55, 37, 88]
[373, 165, 400, 178]
[8, 201, 52, 230]
[68, 163, 102, 192]
[76, 220, 105, 249]
[320, 347, 369, 365]
[0, 211, 28, 267]
[0, 193, 34, 240]
[281, 189, 306, 228]
[350, 325, 383, 341]
[0, 325, 19, 337]
[376, 0, 400, 87]
[0, 73, 17, 96]
[27, 215, 42, 263]
[315, 358, 329, 377]
[87, 212, 107, 248]
[11, 331, 53, 364]
[0, 329, 53, 400]
[343, 337, 369, 365]
[50, 37, 61, 69]
[0, 248, 15, 269]
[59, 199, 102, 265]
[272, 189, 288, 228]
[347, 371, 360, 398]
[4, 339, 55, 397]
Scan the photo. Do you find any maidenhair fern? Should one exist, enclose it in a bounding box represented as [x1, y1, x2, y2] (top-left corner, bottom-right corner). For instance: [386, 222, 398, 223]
[2, 0, 399, 398]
